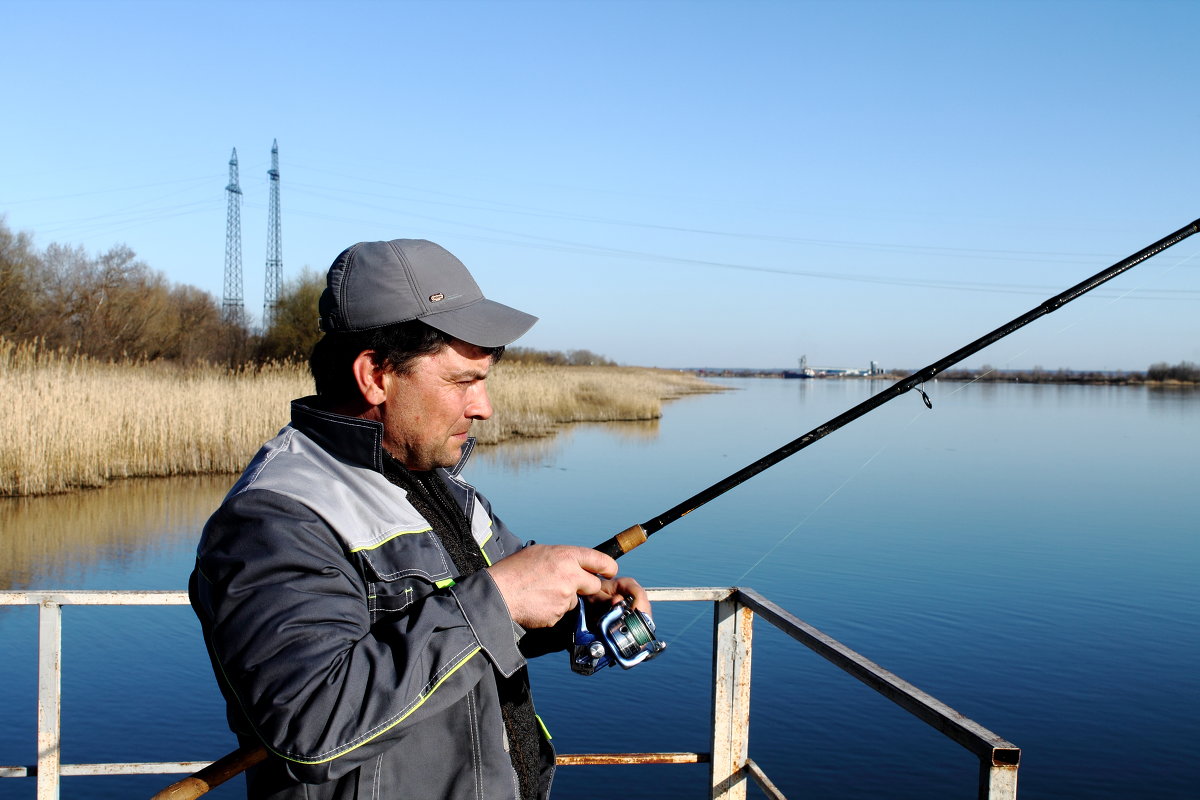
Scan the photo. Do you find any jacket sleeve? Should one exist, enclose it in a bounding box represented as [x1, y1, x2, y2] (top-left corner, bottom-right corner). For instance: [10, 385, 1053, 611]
[190, 488, 526, 783]
[470, 491, 574, 657]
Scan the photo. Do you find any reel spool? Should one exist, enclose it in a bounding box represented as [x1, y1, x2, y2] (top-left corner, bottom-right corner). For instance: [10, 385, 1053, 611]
[570, 596, 667, 675]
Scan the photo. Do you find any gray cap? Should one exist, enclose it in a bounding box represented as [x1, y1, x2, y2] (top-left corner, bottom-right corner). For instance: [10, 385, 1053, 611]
[318, 239, 537, 347]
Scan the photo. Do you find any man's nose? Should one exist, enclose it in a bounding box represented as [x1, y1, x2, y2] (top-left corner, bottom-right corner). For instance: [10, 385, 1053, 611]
[466, 383, 493, 420]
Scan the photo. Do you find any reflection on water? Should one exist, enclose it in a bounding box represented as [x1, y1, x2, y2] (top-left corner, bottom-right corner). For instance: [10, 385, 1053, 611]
[579, 418, 662, 440]
[0, 474, 231, 591]
[473, 419, 661, 473]
[473, 431, 570, 473]
[0, 422, 665, 593]
[0, 422, 667, 591]
[1146, 383, 1200, 411]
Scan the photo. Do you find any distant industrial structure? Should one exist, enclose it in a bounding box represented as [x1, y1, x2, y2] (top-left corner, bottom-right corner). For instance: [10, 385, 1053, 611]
[221, 141, 284, 331]
[783, 355, 886, 378]
[690, 358, 890, 379]
[221, 148, 244, 323]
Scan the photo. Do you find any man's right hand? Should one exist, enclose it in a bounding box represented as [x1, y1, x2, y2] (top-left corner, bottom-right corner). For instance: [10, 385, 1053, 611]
[486, 544, 618, 628]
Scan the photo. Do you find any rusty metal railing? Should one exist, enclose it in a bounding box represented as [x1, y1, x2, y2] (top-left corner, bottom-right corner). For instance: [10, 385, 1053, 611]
[0, 588, 1019, 799]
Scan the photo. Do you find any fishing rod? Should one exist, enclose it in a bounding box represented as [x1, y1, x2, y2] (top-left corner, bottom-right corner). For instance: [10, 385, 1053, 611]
[593, 217, 1200, 561]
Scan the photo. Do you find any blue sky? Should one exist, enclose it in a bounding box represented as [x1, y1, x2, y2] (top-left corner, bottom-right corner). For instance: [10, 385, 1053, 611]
[3, 0, 1197, 370]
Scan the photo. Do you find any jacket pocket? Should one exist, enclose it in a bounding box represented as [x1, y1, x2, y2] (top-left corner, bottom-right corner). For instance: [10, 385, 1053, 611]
[357, 529, 456, 619]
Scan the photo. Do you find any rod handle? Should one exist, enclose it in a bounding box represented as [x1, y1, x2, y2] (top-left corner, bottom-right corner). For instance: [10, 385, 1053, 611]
[150, 745, 266, 800]
[593, 524, 648, 560]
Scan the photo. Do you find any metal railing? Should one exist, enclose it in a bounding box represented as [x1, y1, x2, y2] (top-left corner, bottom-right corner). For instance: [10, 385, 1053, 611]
[0, 588, 1019, 799]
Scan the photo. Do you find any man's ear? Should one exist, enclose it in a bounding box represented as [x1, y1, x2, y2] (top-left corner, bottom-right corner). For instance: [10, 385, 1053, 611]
[351, 351, 388, 406]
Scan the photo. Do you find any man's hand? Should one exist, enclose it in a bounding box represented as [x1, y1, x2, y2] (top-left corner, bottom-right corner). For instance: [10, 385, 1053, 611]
[487, 544, 619, 629]
[583, 576, 651, 618]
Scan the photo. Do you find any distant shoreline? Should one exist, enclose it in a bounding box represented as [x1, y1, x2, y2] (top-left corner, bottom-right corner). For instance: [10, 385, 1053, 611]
[684, 367, 1198, 386]
[936, 369, 1196, 386]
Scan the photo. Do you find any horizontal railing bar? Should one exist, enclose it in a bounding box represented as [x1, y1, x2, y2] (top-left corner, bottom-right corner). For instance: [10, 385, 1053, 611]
[0, 589, 716, 606]
[1, 762, 212, 778]
[62, 762, 213, 776]
[734, 588, 1020, 765]
[0, 591, 190, 606]
[644, 587, 734, 602]
[555, 752, 710, 765]
[3, 753, 716, 780]
[744, 757, 789, 800]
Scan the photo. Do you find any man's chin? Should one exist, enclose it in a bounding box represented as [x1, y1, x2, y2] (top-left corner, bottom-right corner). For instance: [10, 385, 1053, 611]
[439, 442, 467, 468]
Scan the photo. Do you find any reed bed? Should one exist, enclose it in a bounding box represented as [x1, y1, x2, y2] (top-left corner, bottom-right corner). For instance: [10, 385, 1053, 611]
[478, 362, 716, 442]
[0, 339, 719, 496]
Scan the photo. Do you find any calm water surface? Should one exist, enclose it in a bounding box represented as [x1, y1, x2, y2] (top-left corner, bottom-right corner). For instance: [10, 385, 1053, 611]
[1, 379, 1197, 799]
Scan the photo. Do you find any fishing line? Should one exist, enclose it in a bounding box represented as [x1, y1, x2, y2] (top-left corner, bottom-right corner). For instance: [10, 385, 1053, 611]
[668, 373, 960, 641]
[724, 391, 941, 589]
[711, 386, 972, 621]
[669, 436, 903, 642]
[672, 374, 964, 642]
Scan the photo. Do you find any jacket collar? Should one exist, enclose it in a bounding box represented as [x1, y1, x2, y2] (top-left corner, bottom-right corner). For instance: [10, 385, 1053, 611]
[289, 396, 475, 476]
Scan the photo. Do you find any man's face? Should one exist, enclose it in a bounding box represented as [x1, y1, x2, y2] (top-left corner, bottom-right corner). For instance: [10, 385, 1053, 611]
[378, 339, 495, 471]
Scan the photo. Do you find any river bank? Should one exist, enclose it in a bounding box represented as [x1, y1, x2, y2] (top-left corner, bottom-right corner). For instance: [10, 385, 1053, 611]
[936, 367, 1199, 385]
[0, 340, 721, 497]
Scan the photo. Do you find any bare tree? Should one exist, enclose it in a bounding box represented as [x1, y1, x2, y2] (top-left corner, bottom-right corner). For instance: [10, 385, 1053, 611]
[0, 218, 42, 338]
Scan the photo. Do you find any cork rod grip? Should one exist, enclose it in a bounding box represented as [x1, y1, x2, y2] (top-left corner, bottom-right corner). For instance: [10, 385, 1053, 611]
[593, 524, 648, 560]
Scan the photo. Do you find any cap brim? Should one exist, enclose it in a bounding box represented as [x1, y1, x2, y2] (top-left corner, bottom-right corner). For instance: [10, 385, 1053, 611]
[421, 298, 538, 348]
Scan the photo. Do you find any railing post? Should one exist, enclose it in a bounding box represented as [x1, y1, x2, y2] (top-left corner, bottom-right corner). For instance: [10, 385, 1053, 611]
[980, 755, 1019, 800]
[710, 593, 753, 800]
[37, 599, 63, 800]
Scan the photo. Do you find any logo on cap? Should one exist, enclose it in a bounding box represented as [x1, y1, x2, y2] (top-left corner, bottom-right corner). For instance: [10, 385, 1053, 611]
[429, 293, 445, 303]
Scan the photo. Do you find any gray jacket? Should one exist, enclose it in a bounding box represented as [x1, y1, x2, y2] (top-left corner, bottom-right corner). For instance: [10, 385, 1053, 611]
[190, 397, 557, 799]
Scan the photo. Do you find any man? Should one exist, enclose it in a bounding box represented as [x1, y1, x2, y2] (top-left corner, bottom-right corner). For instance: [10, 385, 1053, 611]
[190, 239, 647, 799]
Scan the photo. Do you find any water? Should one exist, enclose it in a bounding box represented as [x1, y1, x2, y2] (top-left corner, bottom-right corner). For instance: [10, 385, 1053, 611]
[1, 379, 1197, 799]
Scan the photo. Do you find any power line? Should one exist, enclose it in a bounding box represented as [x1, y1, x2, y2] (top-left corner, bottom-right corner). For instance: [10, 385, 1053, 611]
[277, 183, 1200, 300]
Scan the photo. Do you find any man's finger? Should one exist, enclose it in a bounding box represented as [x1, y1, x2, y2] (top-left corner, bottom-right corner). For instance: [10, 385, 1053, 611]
[572, 546, 618, 579]
[614, 578, 651, 615]
[574, 571, 605, 598]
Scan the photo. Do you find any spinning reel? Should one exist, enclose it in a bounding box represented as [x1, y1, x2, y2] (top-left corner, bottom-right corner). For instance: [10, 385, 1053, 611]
[570, 596, 667, 675]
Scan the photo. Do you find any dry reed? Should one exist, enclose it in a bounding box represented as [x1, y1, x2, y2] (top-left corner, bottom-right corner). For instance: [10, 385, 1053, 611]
[0, 339, 719, 497]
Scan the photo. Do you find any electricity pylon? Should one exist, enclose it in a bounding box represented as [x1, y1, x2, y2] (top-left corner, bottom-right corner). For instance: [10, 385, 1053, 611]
[222, 148, 245, 324]
[262, 139, 283, 330]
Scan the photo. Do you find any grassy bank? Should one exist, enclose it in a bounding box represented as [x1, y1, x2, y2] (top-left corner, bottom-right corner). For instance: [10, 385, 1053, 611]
[0, 339, 719, 497]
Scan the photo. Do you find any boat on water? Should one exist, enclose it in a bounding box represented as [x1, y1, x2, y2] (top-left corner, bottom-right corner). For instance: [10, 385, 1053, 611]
[1, 587, 1020, 800]
[782, 356, 816, 379]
